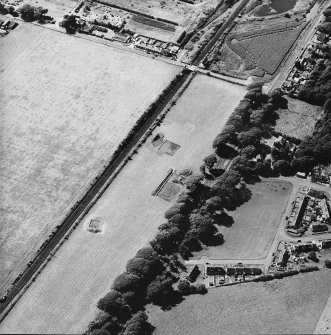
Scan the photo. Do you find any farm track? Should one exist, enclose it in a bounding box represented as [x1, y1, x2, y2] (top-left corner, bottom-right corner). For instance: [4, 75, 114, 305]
[0, 69, 192, 320]
[0, 0, 249, 318]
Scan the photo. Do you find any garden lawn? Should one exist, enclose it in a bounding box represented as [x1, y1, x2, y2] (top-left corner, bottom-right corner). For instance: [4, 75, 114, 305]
[194, 180, 293, 260]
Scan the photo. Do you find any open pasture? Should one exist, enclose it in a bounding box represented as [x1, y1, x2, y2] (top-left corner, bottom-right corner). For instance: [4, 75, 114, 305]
[195, 180, 293, 260]
[0, 75, 245, 334]
[148, 269, 331, 335]
[0, 23, 179, 294]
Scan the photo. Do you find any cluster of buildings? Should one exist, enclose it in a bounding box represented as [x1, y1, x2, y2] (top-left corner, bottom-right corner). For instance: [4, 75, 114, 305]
[271, 239, 331, 271]
[72, 1, 181, 58]
[286, 189, 330, 235]
[308, 164, 331, 187]
[185, 264, 263, 288]
[0, 17, 17, 36]
[281, 31, 330, 97]
[134, 35, 180, 58]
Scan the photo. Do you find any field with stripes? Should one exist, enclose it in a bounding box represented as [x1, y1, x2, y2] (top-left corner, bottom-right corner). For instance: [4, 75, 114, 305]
[0, 22, 179, 295]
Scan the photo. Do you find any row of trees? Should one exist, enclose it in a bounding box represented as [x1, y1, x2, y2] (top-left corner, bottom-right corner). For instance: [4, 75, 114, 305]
[296, 8, 331, 168]
[17, 4, 48, 22]
[298, 59, 331, 106]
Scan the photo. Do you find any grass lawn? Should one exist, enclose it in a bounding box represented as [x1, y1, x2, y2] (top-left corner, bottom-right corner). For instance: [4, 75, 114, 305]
[148, 269, 331, 335]
[0, 22, 179, 294]
[0, 75, 245, 334]
[275, 97, 323, 139]
[193, 180, 293, 260]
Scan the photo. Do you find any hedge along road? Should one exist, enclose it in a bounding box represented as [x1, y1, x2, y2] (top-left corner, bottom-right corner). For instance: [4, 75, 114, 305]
[0, 68, 192, 320]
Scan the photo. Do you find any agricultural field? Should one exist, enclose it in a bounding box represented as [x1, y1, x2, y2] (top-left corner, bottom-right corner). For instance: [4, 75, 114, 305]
[227, 22, 306, 75]
[0, 75, 245, 334]
[275, 97, 324, 139]
[193, 180, 293, 260]
[0, 22, 180, 295]
[148, 269, 331, 334]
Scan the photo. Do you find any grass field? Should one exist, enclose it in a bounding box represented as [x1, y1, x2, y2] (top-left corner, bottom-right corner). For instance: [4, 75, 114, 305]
[0, 22, 179, 294]
[193, 180, 293, 260]
[148, 269, 331, 334]
[0, 75, 245, 334]
[275, 97, 323, 139]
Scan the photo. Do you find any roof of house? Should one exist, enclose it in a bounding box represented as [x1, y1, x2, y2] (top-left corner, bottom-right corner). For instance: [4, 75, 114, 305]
[206, 266, 226, 276]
